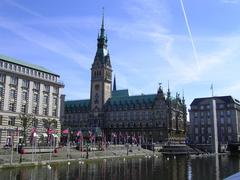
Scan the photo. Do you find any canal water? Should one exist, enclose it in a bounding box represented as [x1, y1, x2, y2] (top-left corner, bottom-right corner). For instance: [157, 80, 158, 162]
[0, 155, 239, 180]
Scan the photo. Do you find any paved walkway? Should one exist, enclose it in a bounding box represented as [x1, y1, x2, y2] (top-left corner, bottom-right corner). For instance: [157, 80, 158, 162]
[0, 145, 156, 168]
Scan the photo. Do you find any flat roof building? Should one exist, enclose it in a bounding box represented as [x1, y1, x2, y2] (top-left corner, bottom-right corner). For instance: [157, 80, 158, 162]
[189, 96, 240, 152]
[0, 54, 64, 147]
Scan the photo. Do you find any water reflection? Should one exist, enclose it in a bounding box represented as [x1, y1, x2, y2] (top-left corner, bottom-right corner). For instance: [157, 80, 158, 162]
[1, 155, 240, 180]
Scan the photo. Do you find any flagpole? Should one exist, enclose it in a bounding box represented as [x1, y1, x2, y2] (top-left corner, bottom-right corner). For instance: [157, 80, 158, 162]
[16, 127, 19, 158]
[211, 83, 214, 97]
[10, 134, 14, 164]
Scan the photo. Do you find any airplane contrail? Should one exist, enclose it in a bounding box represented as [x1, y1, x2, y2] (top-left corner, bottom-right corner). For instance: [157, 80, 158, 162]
[180, 0, 200, 71]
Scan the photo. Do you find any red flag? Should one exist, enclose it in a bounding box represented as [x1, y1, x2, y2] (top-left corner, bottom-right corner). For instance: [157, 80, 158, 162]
[31, 128, 36, 134]
[48, 128, 55, 134]
[62, 129, 69, 134]
[76, 130, 82, 136]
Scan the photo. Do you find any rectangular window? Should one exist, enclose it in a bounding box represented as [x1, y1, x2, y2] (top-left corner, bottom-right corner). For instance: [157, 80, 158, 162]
[10, 76, 18, 85]
[0, 115, 2, 125]
[43, 96, 48, 104]
[195, 127, 198, 134]
[44, 85, 50, 92]
[220, 117, 224, 124]
[207, 127, 211, 134]
[228, 127, 232, 134]
[207, 111, 210, 117]
[194, 112, 198, 118]
[195, 136, 199, 143]
[22, 91, 28, 101]
[227, 110, 231, 116]
[9, 103, 15, 112]
[53, 97, 57, 106]
[227, 118, 231, 124]
[43, 107, 48, 116]
[0, 73, 5, 83]
[33, 82, 40, 90]
[33, 94, 39, 102]
[0, 85, 3, 97]
[9, 89, 16, 99]
[52, 109, 57, 116]
[21, 104, 27, 113]
[53, 87, 58, 94]
[32, 106, 38, 114]
[220, 111, 224, 116]
[22, 79, 29, 88]
[8, 116, 15, 126]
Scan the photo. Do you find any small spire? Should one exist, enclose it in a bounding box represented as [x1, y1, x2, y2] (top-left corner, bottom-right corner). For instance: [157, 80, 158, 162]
[167, 80, 171, 98]
[101, 7, 105, 30]
[182, 89, 185, 104]
[113, 75, 116, 91]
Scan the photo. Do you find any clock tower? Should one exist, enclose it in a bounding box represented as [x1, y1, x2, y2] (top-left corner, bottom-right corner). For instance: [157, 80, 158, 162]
[90, 12, 112, 112]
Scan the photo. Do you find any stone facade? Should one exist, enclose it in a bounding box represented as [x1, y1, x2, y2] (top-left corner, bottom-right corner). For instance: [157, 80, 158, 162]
[0, 55, 64, 147]
[62, 16, 187, 143]
[189, 96, 240, 145]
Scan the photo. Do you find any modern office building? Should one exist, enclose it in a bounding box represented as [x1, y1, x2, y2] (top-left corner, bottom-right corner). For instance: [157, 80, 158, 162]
[189, 96, 240, 149]
[62, 15, 187, 143]
[0, 55, 64, 147]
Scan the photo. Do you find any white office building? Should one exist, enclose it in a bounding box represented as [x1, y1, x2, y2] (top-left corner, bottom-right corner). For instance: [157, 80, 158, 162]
[0, 54, 64, 147]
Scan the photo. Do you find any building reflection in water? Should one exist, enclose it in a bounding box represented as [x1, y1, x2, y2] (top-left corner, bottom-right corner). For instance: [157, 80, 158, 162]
[1, 155, 240, 180]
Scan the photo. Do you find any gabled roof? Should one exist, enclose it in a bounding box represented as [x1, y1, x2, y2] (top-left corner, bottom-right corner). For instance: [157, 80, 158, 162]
[0, 54, 58, 76]
[190, 96, 238, 106]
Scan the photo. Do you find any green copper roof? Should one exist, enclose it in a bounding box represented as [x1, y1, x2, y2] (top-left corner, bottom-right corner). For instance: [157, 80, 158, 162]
[65, 99, 90, 107]
[0, 54, 57, 75]
[107, 94, 156, 106]
[112, 89, 129, 98]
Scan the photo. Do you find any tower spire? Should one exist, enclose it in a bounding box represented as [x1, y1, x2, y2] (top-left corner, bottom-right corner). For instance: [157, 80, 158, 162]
[113, 75, 116, 91]
[101, 7, 104, 30]
[100, 7, 105, 38]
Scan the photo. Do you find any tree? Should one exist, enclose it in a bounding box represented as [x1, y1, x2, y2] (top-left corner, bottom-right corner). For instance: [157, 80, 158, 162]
[19, 114, 37, 145]
[42, 118, 58, 143]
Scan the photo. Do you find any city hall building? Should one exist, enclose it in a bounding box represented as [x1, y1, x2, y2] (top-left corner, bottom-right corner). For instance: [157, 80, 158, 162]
[0, 55, 64, 147]
[62, 16, 187, 143]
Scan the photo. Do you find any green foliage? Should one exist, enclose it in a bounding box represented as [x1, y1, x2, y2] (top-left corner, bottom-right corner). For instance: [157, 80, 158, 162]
[19, 114, 37, 145]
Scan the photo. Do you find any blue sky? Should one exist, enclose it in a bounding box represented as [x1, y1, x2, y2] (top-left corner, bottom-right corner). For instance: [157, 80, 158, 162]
[0, 0, 240, 109]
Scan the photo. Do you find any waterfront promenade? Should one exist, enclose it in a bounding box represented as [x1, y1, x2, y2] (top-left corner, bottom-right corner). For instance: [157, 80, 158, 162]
[0, 145, 154, 169]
